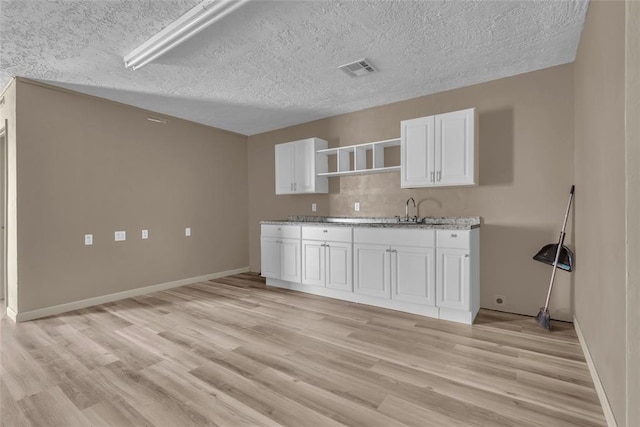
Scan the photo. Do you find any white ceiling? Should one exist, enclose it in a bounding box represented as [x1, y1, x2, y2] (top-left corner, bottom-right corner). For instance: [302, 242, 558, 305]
[0, 0, 588, 136]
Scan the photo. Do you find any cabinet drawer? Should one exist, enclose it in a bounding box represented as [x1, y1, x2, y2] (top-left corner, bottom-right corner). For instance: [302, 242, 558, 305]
[261, 224, 301, 239]
[437, 230, 470, 249]
[302, 226, 352, 242]
[354, 228, 435, 247]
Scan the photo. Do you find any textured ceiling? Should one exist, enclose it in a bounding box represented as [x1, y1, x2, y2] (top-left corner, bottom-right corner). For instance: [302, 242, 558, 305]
[0, 0, 588, 135]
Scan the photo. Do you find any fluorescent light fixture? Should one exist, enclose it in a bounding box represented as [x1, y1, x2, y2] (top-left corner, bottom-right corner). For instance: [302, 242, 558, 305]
[124, 0, 250, 70]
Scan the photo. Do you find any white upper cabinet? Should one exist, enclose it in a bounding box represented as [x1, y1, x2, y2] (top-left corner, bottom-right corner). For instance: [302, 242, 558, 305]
[275, 138, 328, 195]
[401, 108, 477, 188]
[401, 115, 435, 188]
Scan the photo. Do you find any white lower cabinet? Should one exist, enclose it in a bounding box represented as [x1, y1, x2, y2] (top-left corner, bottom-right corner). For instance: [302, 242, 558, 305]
[260, 237, 281, 279]
[301, 226, 353, 291]
[393, 246, 436, 306]
[260, 225, 301, 283]
[354, 244, 436, 306]
[436, 248, 469, 311]
[262, 224, 479, 324]
[353, 228, 437, 314]
[435, 229, 480, 323]
[325, 242, 352, 291]
[354, 243, 390, 298]
[280, 239, 302, 283]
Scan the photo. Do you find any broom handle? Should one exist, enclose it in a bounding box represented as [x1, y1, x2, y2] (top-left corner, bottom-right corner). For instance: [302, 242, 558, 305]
[544, 185, 574, 310]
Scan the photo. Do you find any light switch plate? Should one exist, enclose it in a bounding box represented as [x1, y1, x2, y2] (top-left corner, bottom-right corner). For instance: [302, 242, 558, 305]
[311, 203, 317, 212]
[84, 234, 93, 246]
[114, 231, 126, 241]
[185, 227, 191, 237]
[354, 202, 360, 212]
[142, 229, 149, 239]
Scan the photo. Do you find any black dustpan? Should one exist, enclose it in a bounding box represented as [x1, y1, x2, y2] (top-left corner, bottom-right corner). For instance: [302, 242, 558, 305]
[533, 243, 574, 272]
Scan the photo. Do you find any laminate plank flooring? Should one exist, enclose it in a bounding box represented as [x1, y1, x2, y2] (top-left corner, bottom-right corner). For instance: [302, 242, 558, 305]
[1, 273, 606, 426]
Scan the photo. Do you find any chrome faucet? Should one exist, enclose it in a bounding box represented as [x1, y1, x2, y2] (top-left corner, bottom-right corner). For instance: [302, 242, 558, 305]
[405, 197, 416, 222]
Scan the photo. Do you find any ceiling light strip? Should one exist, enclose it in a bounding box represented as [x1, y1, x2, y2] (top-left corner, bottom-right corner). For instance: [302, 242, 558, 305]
[124, 0, 250, 70]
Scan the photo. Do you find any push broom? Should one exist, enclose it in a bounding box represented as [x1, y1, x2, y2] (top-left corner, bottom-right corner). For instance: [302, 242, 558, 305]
[535, 185, 575, 331]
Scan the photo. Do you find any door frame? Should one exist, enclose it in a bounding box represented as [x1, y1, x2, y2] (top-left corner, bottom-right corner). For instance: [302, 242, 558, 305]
[0, 120, 7, 304]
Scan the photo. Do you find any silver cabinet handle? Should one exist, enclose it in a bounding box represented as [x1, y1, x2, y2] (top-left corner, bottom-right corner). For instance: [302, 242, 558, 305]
[323, 230, 328, 233]
[437, 171, 442, 182]
[430, 171, 435, 183]
[465, 254, 470, 257]
[451, 233, 458, 238]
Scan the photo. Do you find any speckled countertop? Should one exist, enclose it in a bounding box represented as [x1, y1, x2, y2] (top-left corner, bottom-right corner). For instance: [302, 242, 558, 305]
[261, 216, 481, 230]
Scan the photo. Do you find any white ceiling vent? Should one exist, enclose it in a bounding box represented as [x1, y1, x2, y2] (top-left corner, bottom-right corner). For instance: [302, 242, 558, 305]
[338, 58, 377, 77]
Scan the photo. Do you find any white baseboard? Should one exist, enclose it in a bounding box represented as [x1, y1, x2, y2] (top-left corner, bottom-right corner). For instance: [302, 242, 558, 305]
[12, 267, 249, 323]
[574, 316, 618, 427]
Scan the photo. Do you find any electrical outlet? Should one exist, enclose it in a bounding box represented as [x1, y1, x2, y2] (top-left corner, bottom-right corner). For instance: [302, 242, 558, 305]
[141, 229, 149, 239]
[354, 202, 360, 212]
[311, 203, 317, 212]
[185, 227, 191, 237]
[114, 231, 126, 241]
[84, 234, 93, 246]
[494, 295, 507, 306]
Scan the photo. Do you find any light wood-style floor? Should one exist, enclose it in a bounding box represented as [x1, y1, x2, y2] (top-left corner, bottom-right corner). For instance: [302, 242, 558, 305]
[1, 273, 606, 427]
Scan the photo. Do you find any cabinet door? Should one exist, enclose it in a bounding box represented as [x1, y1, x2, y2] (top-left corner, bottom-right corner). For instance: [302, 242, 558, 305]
[436, 248, 470, 310]
[392, 246, 436, 306]
[294, 139, 316, 193]
[261, 237, 281, 279]
[326, 241, 352, 292]
[275, 142, 295, 194]
[434, 108, 475, 186]
[401, 116, 435, 188]
[280, 238, 301, 283]
[354, 243, 390, 298]
[301, 240, 325, 287]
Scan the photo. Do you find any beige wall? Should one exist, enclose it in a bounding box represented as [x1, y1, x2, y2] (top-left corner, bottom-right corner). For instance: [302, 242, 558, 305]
[573, 1, 627, 425]
[626, 1, 639, 425]
[0, 79, 18, 314]
[14, 80, 249, 313]
[248, 64, 576, 321]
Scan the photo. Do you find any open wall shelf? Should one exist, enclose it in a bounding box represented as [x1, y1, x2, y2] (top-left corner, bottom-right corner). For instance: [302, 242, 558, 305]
[316, 138, 400, 177]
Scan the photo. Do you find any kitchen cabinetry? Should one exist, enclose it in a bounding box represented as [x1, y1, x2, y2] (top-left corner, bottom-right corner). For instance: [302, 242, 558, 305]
[301, 226, 352, 291]
[261, 221, 480, 324]
[354, 228, 436, 305]
[353, 243, 389, 298]
[436, 229, 480, 323]
[401, 108, 477, 188]
[316, 138, 400, 177]
[275, 137, 328, 194]
[260, 225, 301, 283]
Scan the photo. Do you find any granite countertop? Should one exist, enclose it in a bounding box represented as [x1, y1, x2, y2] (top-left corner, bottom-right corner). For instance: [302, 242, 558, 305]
[261, 216, 481, 230]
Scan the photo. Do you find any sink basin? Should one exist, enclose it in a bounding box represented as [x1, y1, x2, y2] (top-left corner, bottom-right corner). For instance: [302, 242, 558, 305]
[396, 219, 424, 225]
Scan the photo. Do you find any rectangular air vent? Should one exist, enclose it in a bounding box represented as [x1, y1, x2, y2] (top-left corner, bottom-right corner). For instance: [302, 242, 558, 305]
[338, 58, 377, 77]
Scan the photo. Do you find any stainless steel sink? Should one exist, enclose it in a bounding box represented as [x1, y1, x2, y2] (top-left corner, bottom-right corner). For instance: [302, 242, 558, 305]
[396, 219, 424, 225]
